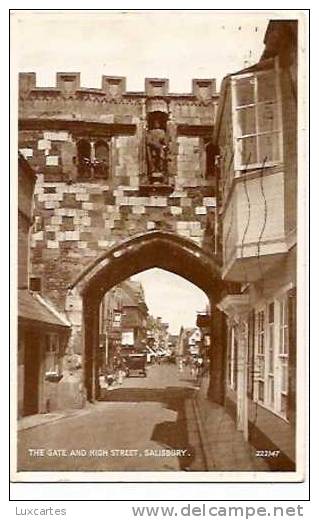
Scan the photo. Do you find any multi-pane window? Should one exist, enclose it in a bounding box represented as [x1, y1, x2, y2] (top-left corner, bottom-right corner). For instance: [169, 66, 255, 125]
[231, 59, 282, 171]
[45, 334, 61, 375]
[77, 139, 109, 179]
[254, 293, 291, 420]
[255, 310, 265, 403]
[227, 326, 238, 391]
[267, 302, 275, 407]
[279, 296, 289, 417]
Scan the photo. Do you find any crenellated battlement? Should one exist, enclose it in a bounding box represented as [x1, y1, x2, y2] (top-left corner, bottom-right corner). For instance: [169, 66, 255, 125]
[19, 73, 217, 101]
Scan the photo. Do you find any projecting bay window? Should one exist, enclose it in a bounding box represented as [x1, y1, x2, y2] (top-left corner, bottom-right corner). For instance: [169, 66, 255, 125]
[231, 59, 283, 171]
[253, 293, 291, 420]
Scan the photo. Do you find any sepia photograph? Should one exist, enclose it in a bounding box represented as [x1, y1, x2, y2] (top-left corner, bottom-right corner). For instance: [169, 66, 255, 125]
[11, 9, 307, 483]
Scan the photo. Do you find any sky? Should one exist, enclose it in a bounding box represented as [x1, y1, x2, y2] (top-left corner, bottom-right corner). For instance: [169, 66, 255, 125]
[13, 10, 276, 92]
[131, 268, 209, 335]
[13, 10, 277, 333]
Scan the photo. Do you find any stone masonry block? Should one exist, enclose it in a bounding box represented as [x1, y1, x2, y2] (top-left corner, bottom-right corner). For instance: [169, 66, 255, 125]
[56, 208, 77, 217]
[113, 189, 124, 197]
[98, 240, 111, 248]
[176, 221, 189, 230]
[203, 197, 216, 207]
[46, 156, 59, 166]
[32, 231, 44, 241]
[56, 231, 65, 241]
[75, 193, 90, 201]
[82, 202, 94, 210]
[178, 229, 191, 238]
[66, 185, 87, 194]
[51, 216, 62, 225]
[169, 191, 187, 198]
[129, 176, 139, 188]
[44, 201, 60, 209]
[132, 206, 145, 215]
[43, 131, 70, 142]
[147, 221, 156, 230]
[146, 196, 168, 207]
[117, 196, 130, 206]
[170, 206, 183, 216]
[55, 183, 67, 193]
[180, 198, 193, 207]
[38, 139, 51, 150]
[20, 148, 33, 158]
[45, 225, 60, 232]
[65, 230, 80, 241]
[47, 240, 59, 249]
[78, 242, 88, 249]
[195, 206, 207, 215]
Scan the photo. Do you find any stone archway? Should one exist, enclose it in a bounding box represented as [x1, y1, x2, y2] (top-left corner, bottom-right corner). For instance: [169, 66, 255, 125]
[67, 230, 227, 404]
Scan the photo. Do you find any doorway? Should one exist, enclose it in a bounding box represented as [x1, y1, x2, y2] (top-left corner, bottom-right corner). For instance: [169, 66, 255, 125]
[23, 330, 41, 416]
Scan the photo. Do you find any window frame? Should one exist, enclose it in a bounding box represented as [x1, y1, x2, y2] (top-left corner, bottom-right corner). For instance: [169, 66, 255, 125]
[76, 137, 110, 180]
[44, 333, 61, 376]
[227, 325, 238, 391]
[231, 58, 283, 173]
[253, 293, 290, 421]
[254, 309, 265, 404]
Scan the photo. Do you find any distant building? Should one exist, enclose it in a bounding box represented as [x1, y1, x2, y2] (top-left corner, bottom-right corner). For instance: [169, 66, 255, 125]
[177, 326, 202, 357]
[99, 280, 148, 372]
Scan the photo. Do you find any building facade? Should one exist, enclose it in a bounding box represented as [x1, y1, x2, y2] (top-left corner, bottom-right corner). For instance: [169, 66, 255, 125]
[99, 279, 149, 374]
[18, 154, 73, 417]
[214, 20, 297, 469]
[17, 19, 299, 471]
[18, 73, 224, 404]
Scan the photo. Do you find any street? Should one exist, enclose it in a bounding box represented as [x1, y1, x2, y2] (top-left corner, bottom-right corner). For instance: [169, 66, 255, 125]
[17, 363, 203, 472]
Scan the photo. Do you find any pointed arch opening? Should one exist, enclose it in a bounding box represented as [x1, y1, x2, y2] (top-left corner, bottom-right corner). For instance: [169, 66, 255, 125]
[68, 231, 228, 404]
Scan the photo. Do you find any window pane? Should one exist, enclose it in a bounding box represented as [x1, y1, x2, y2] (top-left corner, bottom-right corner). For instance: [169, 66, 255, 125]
[268, 302, 274, 323]
[280, 393, 287, 417]
[268, 376, 274, 406]
[258, 356, 265, 379]
[257, 72, 276, 102]
[235, 77, 255, 106]
[237, 107, 256, 136]
[281, 362, 288, 393]
[238, 136, 257, 166]
[280, 300, 284, 325]
[258, 133, 279, 163]
[268, 334, 274, 373]
[258, 102, 278, 133]
[95, 141, 108, 161]
[258, 381, 264, 402]
[284, 328, 289, 355]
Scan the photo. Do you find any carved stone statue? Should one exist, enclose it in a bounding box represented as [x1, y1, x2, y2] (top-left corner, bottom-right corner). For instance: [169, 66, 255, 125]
[146, 120, 168, 179]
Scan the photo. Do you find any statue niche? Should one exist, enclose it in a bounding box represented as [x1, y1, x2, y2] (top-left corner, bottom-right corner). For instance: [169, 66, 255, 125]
[146, 111, 169, 184]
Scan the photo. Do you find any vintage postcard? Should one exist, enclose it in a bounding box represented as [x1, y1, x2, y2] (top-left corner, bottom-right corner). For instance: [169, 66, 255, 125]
[10, 9, 308, 483]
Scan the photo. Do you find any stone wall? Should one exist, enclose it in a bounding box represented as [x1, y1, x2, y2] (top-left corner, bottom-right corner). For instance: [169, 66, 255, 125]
[19, 74, 219, 312]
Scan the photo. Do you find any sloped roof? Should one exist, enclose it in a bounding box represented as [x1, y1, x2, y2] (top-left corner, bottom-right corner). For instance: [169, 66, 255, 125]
[18, 289, 70, 328]
[120, 280, 148, 310]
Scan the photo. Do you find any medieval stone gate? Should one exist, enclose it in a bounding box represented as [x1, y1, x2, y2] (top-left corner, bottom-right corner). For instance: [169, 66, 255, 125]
[18, 72, 228, 408]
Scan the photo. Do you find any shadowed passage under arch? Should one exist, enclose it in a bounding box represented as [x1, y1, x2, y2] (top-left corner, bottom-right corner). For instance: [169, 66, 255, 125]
[69, 231, 228, 403]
